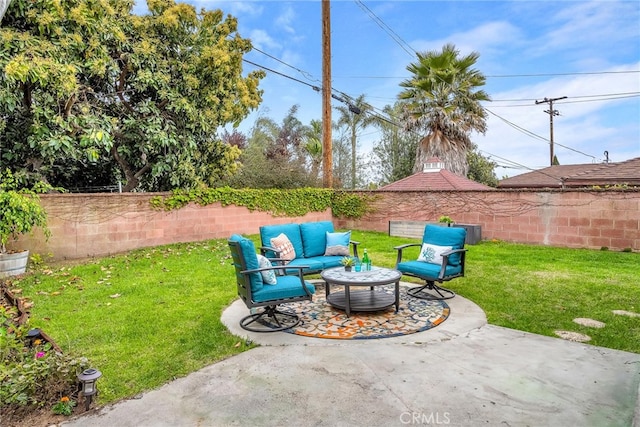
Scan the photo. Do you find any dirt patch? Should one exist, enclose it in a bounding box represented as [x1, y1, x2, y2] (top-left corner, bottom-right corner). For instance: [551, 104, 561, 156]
[1, 404, 88, 427]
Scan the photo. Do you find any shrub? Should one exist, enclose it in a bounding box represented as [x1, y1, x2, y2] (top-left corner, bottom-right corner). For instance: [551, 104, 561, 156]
[0, 311, 88, 411]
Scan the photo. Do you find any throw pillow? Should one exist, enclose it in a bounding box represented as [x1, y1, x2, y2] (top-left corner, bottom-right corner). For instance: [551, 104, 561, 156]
[270, 233, 296, 263]
[324, 231, 351, 256]
[256, 254, 277, 285]
[417, 243, 453, 265]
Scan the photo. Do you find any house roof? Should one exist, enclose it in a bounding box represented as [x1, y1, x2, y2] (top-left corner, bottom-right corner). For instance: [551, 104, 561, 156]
[377, 158, 492, 191]
[498, 157, 640, 189]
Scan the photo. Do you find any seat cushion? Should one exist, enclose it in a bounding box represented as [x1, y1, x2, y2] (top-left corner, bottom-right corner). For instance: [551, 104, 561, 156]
[282, 257, 324, 274]
[229, 234, 263, 292]
[300, 221, 334, 257]
[423, 225, 466, 265]
[397, 260, 462, 279]
[252, 276, 315, 303]
[313, 255, 346, 270]
[260, 223, 304, 258]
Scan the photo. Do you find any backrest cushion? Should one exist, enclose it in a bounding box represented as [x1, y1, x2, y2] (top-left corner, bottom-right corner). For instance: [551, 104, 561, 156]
[229, 234, 263, 292]
[300, 221, 335, 257]
[260, 223, 304, 258]
[422, 225, 466, 265]
[324, 231, 351, 256]
[270, 233, 296, 263]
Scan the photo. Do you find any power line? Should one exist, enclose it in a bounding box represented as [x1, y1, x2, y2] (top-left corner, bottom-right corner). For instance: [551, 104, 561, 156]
[249, 46, 321, 85]
[243, 56, 600, 172]
[485, 108, 597, 161]
[353, 0, 415, 58]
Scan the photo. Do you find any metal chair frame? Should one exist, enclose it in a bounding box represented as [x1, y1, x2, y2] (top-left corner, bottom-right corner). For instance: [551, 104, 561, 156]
[394, 243, 467, 301]
[229, 240, 314, 332]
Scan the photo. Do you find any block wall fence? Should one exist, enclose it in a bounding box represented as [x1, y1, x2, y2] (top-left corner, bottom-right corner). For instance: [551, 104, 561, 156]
[9, 189, 640, 261]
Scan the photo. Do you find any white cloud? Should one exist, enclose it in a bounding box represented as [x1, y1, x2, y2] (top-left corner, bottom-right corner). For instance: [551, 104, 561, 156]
[275, 5, 296, 34]
[248, 29, 280, 51]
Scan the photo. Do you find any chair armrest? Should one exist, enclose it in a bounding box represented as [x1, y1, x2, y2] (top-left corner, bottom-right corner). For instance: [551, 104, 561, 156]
[350, 240, 360, 259]
[438, 248, 468, 278]
[259, 245, 280, 256]
[393, 243, 422, 267]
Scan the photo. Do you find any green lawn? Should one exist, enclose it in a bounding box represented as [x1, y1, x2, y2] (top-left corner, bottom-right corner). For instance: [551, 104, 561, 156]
[12, 230, 639, 405]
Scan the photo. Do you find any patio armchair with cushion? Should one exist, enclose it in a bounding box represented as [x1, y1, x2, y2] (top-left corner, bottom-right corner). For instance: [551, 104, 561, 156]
[394, 224, 467, 300]
[228, 234, 315, 332]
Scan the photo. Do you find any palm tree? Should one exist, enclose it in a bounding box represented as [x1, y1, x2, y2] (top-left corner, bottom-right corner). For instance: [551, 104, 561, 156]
[304, 119, 323, 184]
[334, 94, 375, 188]
[399, 43, 490, 176]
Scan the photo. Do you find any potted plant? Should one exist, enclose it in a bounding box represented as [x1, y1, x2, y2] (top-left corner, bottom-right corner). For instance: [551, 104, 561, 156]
[340, 256, 355, 272]
[438, 215, 454, 227]
[0, 169, 51, 277]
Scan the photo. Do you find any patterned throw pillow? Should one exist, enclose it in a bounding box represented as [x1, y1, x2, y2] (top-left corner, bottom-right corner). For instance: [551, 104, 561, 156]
[256, 254, 277, 285]
[417, 243, 453, 265]
[270, 233, 296, 263]
[324, 231, 351, 256]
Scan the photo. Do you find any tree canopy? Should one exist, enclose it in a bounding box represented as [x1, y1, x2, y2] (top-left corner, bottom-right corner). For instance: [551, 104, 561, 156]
[399, 43, 490, 177]
[0, 0, 264, 191]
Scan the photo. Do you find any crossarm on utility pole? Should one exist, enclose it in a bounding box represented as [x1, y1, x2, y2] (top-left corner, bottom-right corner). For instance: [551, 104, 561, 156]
[535, 96, 567, 166]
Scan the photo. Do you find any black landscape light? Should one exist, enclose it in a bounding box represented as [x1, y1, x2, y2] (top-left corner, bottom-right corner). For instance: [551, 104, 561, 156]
[78, 368, 102, 410]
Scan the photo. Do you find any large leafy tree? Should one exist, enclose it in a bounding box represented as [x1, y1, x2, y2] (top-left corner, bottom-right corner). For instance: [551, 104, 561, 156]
[225, 106, 318, 189]
[371, 102, 419, 186]
[0, 0, 263, 191]
[467, 144, 498, 187]
[334, 94, 375, 189]
[399, 43, 490, 177]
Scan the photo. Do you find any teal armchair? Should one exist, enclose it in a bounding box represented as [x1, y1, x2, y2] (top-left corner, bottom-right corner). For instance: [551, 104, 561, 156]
[228, 234, 315, 332]
[394, 225, 468, 300]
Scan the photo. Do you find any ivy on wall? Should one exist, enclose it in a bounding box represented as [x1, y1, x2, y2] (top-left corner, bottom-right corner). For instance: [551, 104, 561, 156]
[149, 187, 377, 219]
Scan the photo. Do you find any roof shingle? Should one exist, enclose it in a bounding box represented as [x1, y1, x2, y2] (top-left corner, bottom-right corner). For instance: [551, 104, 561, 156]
[498, 157, 640, 188]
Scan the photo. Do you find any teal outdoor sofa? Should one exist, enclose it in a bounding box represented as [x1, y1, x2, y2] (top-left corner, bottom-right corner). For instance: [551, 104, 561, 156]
[259, 221, 360, 276]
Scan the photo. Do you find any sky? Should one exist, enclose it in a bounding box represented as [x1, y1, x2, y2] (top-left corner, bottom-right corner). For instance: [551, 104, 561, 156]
[133, 0, 640, 178]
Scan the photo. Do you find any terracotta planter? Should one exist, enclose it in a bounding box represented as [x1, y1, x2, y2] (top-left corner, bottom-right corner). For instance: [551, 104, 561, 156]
[0, 250, 30, 278]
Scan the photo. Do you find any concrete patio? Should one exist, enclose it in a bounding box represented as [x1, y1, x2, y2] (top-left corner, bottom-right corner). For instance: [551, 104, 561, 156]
[63, 290, 640, 427]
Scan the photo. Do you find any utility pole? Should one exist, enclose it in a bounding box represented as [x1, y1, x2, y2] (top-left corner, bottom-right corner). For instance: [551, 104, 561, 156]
[535, 96, 567, 166]
[321, 0, 332, 188]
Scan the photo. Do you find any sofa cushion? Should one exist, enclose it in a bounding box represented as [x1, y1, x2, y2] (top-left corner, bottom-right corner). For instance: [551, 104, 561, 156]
[260, 223, 304, 258]
[417, 243, 452, 266]
[423, 225, 466, 265]
[324, 231, 351, 256]
[312, 255, 346, 270]
[252, 276, 315, 303]
[270, 233, 296, 263]
[229, 234, 263, 292]
[300, 221, 334, 257]
[281, 257, 324, 275]
[256, 254, 277, 285]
